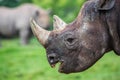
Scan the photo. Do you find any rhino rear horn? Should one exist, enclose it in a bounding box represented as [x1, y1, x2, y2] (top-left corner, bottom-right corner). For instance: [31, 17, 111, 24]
[53, 15, 67, 30]
[30, 18, 51, 46]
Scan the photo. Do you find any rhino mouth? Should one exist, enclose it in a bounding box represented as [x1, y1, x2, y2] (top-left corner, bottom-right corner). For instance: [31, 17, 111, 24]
[49, 58, 65, 73]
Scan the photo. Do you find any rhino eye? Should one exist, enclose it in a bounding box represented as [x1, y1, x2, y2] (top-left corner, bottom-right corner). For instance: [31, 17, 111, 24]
[64, 37, 78, 49]
[65, 37, 77, 46]
[63, 32, 78, 49]
[67, 38, 74, 43]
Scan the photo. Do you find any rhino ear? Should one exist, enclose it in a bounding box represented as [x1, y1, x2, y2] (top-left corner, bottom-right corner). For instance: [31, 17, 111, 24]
[35, 10, 40, 16]
[53, 15, 67, 30]
[97, 0, 115, 10]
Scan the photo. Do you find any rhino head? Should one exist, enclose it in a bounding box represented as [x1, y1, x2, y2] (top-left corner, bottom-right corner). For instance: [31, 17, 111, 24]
[30, 0, 117, 74]
[33, 8, 51, 29]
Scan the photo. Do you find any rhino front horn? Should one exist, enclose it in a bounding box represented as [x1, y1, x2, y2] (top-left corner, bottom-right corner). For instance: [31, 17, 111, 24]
[30, 18, 51, 46]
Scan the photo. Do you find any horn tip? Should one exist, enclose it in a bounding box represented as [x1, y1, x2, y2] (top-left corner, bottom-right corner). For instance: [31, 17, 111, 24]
[53, 15, 59, 19]
[30, 18, 36, 27]
[30, 17, 34, 23]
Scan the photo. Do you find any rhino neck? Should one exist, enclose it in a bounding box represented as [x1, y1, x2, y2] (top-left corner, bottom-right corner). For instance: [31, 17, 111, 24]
[116, 1, 120, 36]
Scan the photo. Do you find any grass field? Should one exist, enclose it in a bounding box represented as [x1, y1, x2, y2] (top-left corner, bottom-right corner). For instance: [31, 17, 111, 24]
[0, 37, 120, 80]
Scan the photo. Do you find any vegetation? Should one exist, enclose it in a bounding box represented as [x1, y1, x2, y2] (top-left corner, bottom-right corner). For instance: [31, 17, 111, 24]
[0, 38, 120, 80]
[0, 0, 85, 22]
[33, 0, 85, 22]
[0, 0, 32, 7]
[0, 0, 120, 80]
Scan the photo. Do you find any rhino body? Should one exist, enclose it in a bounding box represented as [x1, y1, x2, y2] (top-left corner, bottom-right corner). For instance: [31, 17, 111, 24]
[31, 0, 120, 74]
[0, 4, 50, 45]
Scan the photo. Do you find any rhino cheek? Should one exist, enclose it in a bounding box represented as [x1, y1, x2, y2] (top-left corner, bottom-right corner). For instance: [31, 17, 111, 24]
[58, 51, 81, 73]
[59, 58, 79, 74]
[76, 47, 104, 72]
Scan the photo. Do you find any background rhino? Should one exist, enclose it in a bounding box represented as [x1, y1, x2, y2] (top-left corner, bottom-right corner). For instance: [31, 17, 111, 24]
[0, 3, 50, 45]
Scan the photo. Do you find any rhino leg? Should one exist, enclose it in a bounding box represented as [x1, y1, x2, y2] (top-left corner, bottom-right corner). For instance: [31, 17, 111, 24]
[19, 28, 30, 45]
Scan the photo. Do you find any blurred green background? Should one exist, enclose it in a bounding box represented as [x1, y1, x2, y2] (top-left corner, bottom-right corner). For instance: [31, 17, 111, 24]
[0, 0, 120, 80]
[0, 0, 85, 23]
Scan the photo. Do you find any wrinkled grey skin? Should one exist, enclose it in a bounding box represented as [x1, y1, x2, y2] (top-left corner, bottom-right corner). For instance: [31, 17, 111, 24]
[0, 4, 50, 45]
[31, 0, 120, 74]
[45, 0, 120, 74]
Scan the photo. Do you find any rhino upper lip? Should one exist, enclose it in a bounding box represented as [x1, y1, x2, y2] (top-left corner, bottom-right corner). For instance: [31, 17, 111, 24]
[50, 58, 64, 70]
[50, 62, 59, 68]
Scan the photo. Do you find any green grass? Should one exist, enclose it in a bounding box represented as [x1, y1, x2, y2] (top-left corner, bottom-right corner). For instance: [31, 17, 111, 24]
[0, 38, 120, 80]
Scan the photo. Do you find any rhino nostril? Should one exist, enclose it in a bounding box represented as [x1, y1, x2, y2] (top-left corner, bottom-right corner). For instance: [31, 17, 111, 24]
[49, 56, 55, 63]
[49, 56, 55, 60]
[48, 53, 58, 64]
[48, 53, 55, 59]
